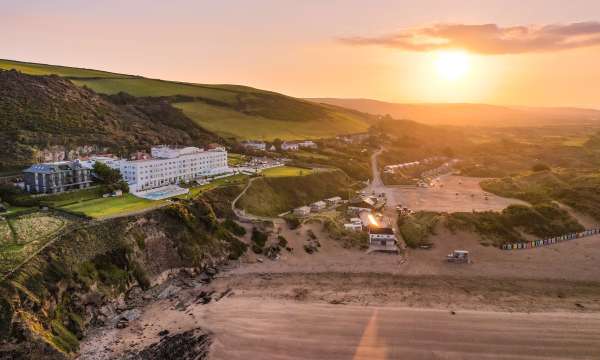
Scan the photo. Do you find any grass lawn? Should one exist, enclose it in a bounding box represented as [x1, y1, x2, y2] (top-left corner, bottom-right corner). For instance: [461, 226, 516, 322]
[182, 174, 249, 199]
[38, 187, 104, 207]
[261, 166, 313, 177]
[2, 204, 32, 216]
[228, 153, 247, 166]
[61, 194, 166, 219]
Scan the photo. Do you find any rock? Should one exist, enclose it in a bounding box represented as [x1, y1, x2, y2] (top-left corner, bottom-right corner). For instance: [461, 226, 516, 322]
[123, 328, 212, 360]
[450, 310, 456, 315]
[116, 318, 129, 329]
[205, 266, 218, 276]
[157, 285, 180, 300]
[119, 309, 141, 322]
[158, 330, 170, 337]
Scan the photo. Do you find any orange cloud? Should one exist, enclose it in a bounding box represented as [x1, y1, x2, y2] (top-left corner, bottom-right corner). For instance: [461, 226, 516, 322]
[340, 22, 600, 54]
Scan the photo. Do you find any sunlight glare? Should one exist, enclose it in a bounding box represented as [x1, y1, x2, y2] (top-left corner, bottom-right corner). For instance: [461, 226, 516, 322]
[434, 51, 471, 81]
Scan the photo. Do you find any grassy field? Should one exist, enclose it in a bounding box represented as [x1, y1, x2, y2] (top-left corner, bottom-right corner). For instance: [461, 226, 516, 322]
[1, 58, 371, 141]
[174, 101, 368, 140]
[0, 59, 132, 78]
[183, 174, 249, 199]
[72, 78, 241, 102]
[238, 170, 350, 217]
[0, 212, 70, 273]
[61, 194, 166, 219]
[261, 166, 313, 177]
[227, 153, 247, 166]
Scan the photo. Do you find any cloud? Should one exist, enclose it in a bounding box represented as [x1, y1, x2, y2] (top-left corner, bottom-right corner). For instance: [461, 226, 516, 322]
[340, 22, 600, 54]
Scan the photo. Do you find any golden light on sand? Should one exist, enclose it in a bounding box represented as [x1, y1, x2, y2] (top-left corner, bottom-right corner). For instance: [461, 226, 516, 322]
[434, 50, 471, 81]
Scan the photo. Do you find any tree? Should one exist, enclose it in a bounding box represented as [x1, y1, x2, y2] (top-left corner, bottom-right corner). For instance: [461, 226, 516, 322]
[93, 162, 122, 184]
[272, 138, 283, 151]
[92, 162, 129, 192]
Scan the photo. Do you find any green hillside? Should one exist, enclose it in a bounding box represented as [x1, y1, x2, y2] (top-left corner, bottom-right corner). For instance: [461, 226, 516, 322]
[0, 59, 371, 140]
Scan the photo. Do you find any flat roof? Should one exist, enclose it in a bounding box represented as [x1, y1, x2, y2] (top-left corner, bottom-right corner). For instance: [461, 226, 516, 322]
[368, 226, 394, 235]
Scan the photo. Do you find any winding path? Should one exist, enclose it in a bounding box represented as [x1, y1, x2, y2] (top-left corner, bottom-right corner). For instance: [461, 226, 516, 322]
[231, 177, 282, 223]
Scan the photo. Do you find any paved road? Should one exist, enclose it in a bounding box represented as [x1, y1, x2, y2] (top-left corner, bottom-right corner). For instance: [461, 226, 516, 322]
[207, 299, 600, 360]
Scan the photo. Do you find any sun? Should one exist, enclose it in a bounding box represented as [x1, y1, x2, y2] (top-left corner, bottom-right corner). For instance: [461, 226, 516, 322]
[434, 51, 471, 81]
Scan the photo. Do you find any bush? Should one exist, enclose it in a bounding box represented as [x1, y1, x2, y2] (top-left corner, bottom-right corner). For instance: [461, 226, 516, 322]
[532, 163, 550, 172]
[277, 235, 288, 247]
[222, 218, 247, 237]
[398, 212, 439, 248]
[251, 227, 268, 248]
[284, 215, 301, 230]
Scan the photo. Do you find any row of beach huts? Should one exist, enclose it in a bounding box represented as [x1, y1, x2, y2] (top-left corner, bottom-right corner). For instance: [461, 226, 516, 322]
[501, 228, 600, 250]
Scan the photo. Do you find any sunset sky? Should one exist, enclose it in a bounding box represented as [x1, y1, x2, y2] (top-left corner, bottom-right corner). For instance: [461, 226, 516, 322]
[3, 0, 600, 108]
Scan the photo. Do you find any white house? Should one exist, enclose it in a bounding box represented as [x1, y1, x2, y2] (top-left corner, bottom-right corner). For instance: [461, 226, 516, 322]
[293, 206, 311, 217]
[368, 226, 396, 246]
[241, 141, 266, 151]
[325, 196, 342, 207]
[344, 223, 362, 231]
[77, 156, 122, 170]
[297, 140, 317, 149]
[310, 201, 327, 212]
[119, 146, 230, 192]
[281, 142, 299, 151]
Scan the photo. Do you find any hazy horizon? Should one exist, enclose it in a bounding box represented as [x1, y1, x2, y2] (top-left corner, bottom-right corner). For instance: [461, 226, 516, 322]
[3, 0, 600, 108]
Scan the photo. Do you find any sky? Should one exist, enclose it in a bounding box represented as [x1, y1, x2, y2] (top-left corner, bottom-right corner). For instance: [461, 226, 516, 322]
[2, 0, 600, 108]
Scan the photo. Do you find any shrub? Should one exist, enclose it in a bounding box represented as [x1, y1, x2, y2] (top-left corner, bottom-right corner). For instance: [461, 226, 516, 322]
[277, 235, 288, 247]
[223, 218, 247, 237]
[532, 163, 550, 172]
[251, 227, 268, 248]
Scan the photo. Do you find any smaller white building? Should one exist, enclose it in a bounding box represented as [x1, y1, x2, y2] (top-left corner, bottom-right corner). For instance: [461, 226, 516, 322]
[310, 201, 326, 212]
[242, 141, 266, 151]
[293, 206, 311, 217]
[325, 196, 342, 207]
[78, 156, 122, 170]
[281, 142, 299, 151]
[368, 226, 396, 246]
[344, 223, 363, 231]
[297, 140, 317, 149]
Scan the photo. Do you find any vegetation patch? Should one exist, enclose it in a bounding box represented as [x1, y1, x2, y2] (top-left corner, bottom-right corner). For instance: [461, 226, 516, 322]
[261, 166, 313, 177]
[446, 203, 584, 247]
[398, 212, 440, 248]
[482, 170, 600, 220]
[238, 170, 351, 217]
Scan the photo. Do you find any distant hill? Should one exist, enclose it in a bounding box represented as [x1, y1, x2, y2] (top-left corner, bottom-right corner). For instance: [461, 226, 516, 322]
[0, 70, 218, 169]
[0, 59, 371, 141]
[308, 98, 600, 127]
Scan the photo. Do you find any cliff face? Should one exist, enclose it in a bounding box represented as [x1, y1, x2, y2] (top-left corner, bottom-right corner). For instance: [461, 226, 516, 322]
[0, 70, 219, 170]
[0, 197, 246, 358]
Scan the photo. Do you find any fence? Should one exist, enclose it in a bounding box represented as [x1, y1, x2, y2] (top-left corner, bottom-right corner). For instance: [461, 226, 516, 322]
[501, 228, 600, 250]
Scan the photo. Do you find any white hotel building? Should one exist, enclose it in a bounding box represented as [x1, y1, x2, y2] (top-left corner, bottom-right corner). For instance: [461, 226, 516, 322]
[119, 146, 230, 192]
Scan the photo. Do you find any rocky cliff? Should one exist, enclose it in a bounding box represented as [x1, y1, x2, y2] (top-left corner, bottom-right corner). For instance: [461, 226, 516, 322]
[0, 197, 246, 359]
